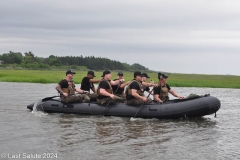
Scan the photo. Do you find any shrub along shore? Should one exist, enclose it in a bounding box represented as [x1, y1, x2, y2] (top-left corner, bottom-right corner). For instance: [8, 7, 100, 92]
[0, 69, 240, 89]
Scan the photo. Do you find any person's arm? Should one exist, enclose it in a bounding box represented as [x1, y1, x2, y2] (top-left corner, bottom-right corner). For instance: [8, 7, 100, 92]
[75, 87, 89, 94]
[110, 79, 125, 85]
[120, 81, 131, 88]
[142, 81, 158, 87]
[89, 79, 102, 83]
[55, 84, 68, 97]
[55, 84, 63, 94]
[154, 94, 163, 103]
[131, 89, 147, 101]
[99, 88, 115, 99]
[169, 89, 184, 99]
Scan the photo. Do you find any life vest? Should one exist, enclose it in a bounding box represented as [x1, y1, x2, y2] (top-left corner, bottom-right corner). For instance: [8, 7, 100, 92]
[97, 79, 113, 96]
[125, 80, 144, 96]
[158, 82, 169, 102]
[61, 79, 75, 95]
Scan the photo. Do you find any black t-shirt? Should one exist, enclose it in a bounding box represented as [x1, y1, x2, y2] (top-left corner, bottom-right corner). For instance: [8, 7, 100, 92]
[58, 79, 75, 88]
[80, 77, 94, 91]
[112, 79, 124, 94]
[153, 83, 171, 95]
[126, 80, 142, 101]
[98, 79, 111, 99]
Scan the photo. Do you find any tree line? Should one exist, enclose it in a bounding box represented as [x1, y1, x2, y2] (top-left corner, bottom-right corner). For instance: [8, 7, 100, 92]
[0, 51, 149, 71]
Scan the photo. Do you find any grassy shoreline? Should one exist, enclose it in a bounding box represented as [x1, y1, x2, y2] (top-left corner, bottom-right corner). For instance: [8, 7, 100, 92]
[0, 70, 240, 89]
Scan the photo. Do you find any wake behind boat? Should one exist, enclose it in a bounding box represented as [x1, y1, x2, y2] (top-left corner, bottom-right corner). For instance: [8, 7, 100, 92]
[27, 94, 220, 119]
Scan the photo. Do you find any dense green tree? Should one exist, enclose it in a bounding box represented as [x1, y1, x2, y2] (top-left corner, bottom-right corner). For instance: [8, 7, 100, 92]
[1, 51, 149, 71]
[122, 63, 131, 70]
[131, 63, 148, 70]
[23, 51, 36, 64]
[12, 52, 23, 64]
[0, 51, 23, 64]
[48, 55, 60, 66]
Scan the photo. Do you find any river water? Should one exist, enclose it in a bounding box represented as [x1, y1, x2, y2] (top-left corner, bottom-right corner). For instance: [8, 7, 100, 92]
[0, 82, 239, 160]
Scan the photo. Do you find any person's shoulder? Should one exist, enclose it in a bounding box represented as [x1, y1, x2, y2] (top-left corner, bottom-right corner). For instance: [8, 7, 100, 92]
[103, 79, 111, 83]
[60, 78, 67, 82]
[130, 80, 137, 84]
[82, 76, 89, 80]
[58, 79, 67, 85]
[101, 79, 109, 82]
[99, 79, 107, 84]
[133, 80, 141, 85]
[130, 81, 140, 87]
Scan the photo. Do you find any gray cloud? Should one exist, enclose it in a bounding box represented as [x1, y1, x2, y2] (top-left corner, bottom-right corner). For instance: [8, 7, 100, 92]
[1, 0, 240, 75]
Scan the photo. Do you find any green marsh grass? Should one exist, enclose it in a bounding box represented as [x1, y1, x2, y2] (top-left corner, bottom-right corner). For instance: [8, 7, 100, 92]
[0, 70, 240, 88]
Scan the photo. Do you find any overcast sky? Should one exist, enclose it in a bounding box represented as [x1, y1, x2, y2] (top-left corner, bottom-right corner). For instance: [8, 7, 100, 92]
[1, 0, 240, 75]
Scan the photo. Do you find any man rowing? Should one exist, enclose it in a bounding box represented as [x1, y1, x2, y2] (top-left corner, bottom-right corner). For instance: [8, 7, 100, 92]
[153, 73, 184, 103]
[125, 71, 158, 105]
[80, 70, 101, 101]
[96, 70, 125, 105]
[55, 70, 90, 103]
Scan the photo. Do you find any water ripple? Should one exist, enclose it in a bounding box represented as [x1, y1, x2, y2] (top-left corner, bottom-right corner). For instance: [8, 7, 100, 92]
[1, 83, 240, 160]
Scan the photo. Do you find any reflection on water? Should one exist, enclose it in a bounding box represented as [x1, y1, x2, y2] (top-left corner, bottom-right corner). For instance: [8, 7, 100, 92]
[0, 82, 240, 160]
[95, 117, 126, 145]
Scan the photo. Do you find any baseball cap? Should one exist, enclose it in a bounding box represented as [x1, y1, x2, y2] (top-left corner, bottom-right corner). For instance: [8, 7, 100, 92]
[66, 70, 76, 75]
[158, 73, 168, 79]
[141, 73, 150, 78]
[118, 72, 123, 76]
[88, 70, 96, 77]
[162, 74, 168, 78]
[101, 70, 111, 77]
[134, 71, 142, 78]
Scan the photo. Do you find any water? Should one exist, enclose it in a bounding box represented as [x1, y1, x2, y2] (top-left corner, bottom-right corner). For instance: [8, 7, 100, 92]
[0, 82, 239, 160]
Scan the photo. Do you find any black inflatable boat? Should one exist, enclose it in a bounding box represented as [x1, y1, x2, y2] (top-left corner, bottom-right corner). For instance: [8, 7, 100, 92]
[27, 94, 220, 119]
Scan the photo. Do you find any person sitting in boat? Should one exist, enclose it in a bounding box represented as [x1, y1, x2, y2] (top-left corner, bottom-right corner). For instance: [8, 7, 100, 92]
[153, 73, 184, 103]
[125, 71, 158, 105]
[111, 72, 131, 103]
[55, 70, 90, 103]
[96, 70, 125, 105]
[80, 70, 101, 101]
[141, 73, 154, 95]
